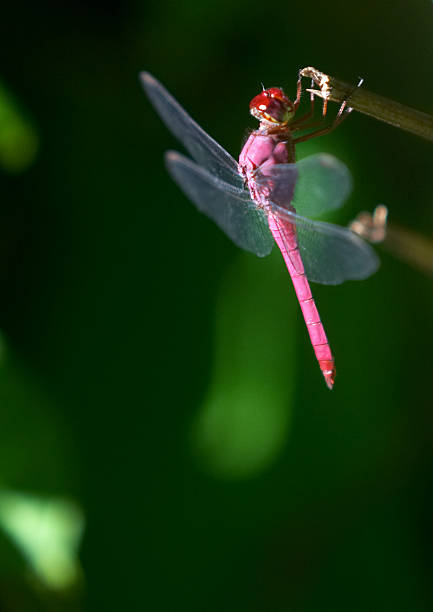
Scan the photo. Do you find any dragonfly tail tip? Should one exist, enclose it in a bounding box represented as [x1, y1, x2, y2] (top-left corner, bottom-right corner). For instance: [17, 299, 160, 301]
[322, 366, 336, 390]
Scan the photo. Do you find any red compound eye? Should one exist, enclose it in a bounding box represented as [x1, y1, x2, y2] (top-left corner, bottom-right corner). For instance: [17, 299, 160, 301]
[249, 87, 293, 124]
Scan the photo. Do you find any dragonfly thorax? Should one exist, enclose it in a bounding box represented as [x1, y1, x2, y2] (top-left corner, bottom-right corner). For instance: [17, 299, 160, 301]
[249, 87, 295, 126]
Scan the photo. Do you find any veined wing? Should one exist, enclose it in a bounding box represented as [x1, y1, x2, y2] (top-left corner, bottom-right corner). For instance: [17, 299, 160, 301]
[255, 153, 352, 218]
[166, 151, 274, 257]
[270, 203, 379, 285]
[140, 72, 242, 187]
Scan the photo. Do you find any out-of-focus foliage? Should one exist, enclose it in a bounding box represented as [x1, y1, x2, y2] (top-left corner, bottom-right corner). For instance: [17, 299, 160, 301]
[0, 82, 38, 172]
[191, 252, 295, 478]
[0, 0, 432, 610]
[0, 490, 83, 590]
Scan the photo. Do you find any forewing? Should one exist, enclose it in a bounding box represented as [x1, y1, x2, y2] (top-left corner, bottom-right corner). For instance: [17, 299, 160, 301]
[271, 204, 379, 285]
[255, 153, 352, 217]
[166, 151, 274, 258]
[140, 72, 242, 186]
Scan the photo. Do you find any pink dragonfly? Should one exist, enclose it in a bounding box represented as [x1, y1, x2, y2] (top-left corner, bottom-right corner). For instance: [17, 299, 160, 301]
[140, 72, 379, 389]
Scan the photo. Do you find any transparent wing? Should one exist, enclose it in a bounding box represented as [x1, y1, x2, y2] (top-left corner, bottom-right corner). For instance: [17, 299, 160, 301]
[270, 203, 379, 285]
[140, 72, 242, 187]
[255, 153, 352, 217]
[166, 151, 274, 257]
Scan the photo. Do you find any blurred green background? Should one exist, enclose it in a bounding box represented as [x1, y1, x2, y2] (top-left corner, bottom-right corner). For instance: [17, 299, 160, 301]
[1, 1, 433, 610]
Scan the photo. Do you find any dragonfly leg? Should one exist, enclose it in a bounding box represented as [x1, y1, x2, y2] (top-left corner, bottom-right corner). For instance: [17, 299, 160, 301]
[295, 68, 330, 117]
[293, 71, 304, 109]
[291, 118, 323, 134]
[293, 73, 316, 125]
[292, 109, 351, 144]
[292, 82, 361, 144]
[293, 75, 364, 143]
[290, 99, 316, 128]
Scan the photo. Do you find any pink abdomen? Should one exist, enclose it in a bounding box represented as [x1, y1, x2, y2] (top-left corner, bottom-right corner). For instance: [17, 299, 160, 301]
[268, 213, 336, 389]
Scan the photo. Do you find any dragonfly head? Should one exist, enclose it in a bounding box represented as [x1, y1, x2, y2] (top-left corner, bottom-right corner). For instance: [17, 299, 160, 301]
[249, 87, 294, 126]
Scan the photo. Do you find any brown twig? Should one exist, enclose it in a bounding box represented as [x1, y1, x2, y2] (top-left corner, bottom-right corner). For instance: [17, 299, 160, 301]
[299, 66, 433, 142]
[349, 206, 433, 278]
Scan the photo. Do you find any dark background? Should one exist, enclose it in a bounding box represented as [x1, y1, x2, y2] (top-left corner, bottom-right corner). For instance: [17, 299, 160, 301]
[1, 1, 433, 610]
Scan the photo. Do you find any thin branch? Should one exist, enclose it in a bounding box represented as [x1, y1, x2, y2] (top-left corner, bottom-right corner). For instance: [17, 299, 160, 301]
[349, 206, 433, 278]
[299, 66, 433, 142]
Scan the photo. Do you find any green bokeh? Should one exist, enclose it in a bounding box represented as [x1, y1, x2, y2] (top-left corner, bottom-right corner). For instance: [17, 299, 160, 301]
[191, 251, 296, 479]
[0, 83, 38, 172]
[1, 1, 432, 610]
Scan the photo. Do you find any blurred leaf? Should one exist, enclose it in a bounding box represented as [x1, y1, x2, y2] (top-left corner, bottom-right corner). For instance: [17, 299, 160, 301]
[191, 251, 296, 479]
[0, 490, 84, 591]
[0, 352, 79, 492]
[0, 81, 38, 172]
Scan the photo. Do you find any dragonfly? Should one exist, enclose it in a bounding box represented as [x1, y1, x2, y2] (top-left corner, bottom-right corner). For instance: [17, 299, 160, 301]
[140, 72, 379, 389]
